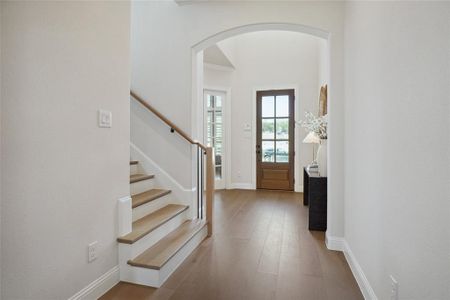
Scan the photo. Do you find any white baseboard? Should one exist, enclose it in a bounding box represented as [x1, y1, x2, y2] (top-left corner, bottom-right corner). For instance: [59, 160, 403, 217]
[295, 184, 304, 193]
[342, 241, 378, 300]
[325, 234, 377, 299]
[229, 182, 254, 190]
[227, 183, 302, 192]
[68, 266, 119, 300]
[325, 232, 345, 251]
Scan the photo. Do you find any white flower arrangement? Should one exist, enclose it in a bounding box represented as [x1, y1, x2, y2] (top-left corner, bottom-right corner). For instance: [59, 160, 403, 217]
[297, 112, 328, 139]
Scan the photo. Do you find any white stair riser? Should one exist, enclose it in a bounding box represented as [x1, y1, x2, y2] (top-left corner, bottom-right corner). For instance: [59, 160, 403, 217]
[119, 211, 188, 261]
[119, 225, 207, 287]
[130, 178, 154, 195]
[130, 164, 140, 175]
[119, 261, 159, 288]
[132, 193, 175, 222]
[158, 225, 207, 284]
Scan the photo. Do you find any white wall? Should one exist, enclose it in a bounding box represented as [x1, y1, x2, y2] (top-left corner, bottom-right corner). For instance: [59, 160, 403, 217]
[217, 38, 237, 67]
[204, 31, 324, 190]
[0, 3, 2, 297]
[1, 2, 130, 299]
[317, 39, 328, 91]
[132, 0, 346, 238]
[204, 67, 233, 89]
[344, 2, 450, 299]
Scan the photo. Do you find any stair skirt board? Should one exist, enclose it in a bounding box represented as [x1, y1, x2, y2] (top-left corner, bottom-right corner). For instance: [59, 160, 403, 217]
[119, 225, 207, 287]
[124, 145, 204, 288]
[131, 178, 155, 195]
[130, 144, 195, 210]
[119, 211, 188, 264]
[132, 193, 175, 222]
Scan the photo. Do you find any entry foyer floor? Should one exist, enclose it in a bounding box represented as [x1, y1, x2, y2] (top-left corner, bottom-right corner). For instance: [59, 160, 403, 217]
[101, 189, 363, 300]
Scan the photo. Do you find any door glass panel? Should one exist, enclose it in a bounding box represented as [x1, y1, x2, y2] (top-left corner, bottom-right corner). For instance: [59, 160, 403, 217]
[216, 97, 222, 108]
[215, 123, 222, 140]
[262, 141, 275, 162]
[276, 118, 289, 139]
[207, 111, 213, 124]
[215, 111, 222, 124]
[276, 141, 289, 163]
[207, 123, 214, 139]
[205, 91, 225, 186]
[215, 153, 222, 165]
[215, 138, 222, 156]
[276, 95, 289, 117]
[262, 119, 274, 139]
[207, 95, 214, 108]
[262, 96, 275, 117]
[215, 166, 222, 179]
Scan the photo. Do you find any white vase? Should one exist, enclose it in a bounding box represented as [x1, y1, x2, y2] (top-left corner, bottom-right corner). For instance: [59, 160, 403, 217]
[316, 139, 327, 177]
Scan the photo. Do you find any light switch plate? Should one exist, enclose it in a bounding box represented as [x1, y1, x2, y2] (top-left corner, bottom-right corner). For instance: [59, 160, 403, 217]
[98, 110, 112, 128]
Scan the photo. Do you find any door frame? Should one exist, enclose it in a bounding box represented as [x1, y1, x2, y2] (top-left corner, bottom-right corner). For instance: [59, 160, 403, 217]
[203, 86, 232, 190]
[256, 89, 295, 191]
[251, 85, 300, 192]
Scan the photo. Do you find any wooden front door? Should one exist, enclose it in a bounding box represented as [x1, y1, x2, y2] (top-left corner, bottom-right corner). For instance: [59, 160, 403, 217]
[256, 89, 295, 190]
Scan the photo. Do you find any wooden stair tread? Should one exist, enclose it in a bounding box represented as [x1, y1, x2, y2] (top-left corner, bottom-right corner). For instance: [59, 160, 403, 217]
[132, 189, 171, 208]
[128, 220, 207, 270]
[117, 204, 188, 244]
[130, 174, 154, 183]
[130, 160, 139, 165]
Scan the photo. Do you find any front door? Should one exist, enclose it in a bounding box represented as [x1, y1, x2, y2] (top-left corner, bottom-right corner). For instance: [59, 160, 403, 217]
[256, 89, 295, 190]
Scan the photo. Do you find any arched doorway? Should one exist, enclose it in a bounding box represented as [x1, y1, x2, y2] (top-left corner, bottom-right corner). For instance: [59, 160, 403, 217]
[191, 23, 330, 139]
[190, 22, 336, 238]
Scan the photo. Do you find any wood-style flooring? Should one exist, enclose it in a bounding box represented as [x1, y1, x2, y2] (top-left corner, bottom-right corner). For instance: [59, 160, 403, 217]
[100, 189, 363, 300]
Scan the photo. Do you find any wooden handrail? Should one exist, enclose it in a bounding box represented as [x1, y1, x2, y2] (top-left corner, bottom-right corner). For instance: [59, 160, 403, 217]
[130, 89, 213, 237]
[130, 90, 206, 151]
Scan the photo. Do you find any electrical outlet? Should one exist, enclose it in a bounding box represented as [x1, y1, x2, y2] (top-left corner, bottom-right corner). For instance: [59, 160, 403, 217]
[390, 275, 398, 300]
[88, 241, 98, 263]
[98, 110, 112, 128]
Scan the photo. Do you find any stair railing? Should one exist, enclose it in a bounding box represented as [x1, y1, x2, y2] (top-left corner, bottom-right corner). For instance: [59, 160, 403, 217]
[130, 90, 214, 236]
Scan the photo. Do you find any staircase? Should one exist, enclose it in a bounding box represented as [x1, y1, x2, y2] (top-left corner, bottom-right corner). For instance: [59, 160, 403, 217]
[118, 91, 214, 288]
[118, 160, 208, 287]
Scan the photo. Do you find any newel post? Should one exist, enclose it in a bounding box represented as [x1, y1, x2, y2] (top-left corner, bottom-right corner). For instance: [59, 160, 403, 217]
[205, 147, 215, 237]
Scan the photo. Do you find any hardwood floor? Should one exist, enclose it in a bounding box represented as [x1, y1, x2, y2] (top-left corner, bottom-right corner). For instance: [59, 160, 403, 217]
[100, 189, 363, 300]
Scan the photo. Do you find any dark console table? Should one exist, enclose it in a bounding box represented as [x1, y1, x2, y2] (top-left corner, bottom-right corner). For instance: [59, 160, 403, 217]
[303, 167, 327, 231]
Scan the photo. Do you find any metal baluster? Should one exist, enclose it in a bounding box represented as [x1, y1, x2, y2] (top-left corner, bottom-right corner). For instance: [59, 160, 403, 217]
[201, 150, 204, 219]
[197, 146, 200, 219]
